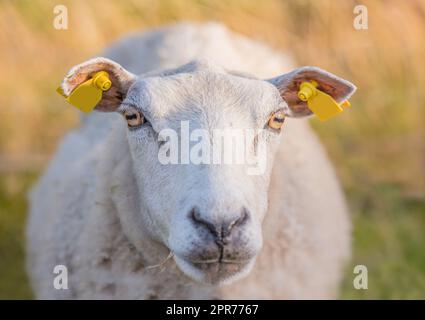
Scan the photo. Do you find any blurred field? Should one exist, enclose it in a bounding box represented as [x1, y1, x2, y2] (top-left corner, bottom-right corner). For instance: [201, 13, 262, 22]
[0, 0, 424, 299]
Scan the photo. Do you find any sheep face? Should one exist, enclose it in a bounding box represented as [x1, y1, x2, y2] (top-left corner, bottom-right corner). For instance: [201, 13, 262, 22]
[60, 58, 355, 286]
[123, 62, 283, 285]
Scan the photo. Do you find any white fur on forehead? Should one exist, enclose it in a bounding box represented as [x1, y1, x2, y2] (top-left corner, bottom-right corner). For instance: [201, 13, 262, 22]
[60, 57, 136, 96]
[125, 59, 282, 128]
[141, 58, 230, 78]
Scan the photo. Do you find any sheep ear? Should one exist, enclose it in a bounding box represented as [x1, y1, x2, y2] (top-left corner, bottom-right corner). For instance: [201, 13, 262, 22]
[268, 66, 356, 117]
[59, 57, 136, 112]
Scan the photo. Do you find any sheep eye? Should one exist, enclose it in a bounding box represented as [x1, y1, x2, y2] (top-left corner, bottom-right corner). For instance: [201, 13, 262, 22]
[268, 110, 286, 131]
[124, 108, 144, 128]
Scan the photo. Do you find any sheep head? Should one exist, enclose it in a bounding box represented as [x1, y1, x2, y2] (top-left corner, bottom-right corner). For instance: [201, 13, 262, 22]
[59, 58, 355, 285]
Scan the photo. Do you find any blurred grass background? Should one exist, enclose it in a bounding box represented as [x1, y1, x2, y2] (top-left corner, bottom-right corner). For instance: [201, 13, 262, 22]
[0, 0, 424, 299]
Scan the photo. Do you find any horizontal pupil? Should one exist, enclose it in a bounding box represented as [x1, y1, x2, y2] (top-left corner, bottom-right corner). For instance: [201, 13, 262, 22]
[126, 114, 138, 120]
[273, 117, 285, 123]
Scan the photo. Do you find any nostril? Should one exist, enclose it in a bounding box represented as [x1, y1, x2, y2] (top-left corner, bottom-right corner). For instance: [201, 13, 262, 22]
[190, 207, 218, 236]
[226, 208, 249, 233]
[189, 206, 250, 242]
[235, 208, 249, 227]
[190, 207, 202, 222]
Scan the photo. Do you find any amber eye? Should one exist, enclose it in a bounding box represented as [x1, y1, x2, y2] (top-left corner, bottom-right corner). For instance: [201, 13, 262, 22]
[124, 108, 144, 128]
[268, 110, 286, 130]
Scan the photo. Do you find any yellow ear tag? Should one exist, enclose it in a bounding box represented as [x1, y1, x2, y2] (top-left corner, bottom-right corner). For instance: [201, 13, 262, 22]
[56, 71, 112, 113]
[297, 81, 350, 121]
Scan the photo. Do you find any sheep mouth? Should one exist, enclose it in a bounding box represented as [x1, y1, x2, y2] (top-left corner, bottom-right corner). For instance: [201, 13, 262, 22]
[174, 255, 255, 285]
[192, 260, 247, 277]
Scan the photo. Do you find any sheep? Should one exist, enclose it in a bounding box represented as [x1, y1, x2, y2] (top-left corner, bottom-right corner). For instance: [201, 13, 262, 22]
[27, 22, 355, 299]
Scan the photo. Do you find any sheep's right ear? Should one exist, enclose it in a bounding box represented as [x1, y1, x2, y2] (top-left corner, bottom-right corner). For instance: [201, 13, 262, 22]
[59, 57, 136, 112]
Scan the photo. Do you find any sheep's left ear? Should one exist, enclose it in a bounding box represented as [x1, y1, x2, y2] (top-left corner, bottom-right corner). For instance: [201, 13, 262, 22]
[59, 57, 136, 112]
[268, 66, 356, 117]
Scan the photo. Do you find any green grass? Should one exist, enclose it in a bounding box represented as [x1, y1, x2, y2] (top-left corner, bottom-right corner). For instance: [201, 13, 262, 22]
[0, 172, 37, 299]
[341, 184, 425, 299]
[1, 172, 424, 299]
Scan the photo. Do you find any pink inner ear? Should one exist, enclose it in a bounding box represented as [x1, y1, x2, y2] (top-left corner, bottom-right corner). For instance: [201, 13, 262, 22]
[297, 71, 354, 102]
[277, 70, 354, 117]
[277, 79, 312, 117]
[269, 66, 356, 119]
[58, 57, 139, 114]
[67, 72, 91, 92]
[62, 58, 131, 96]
